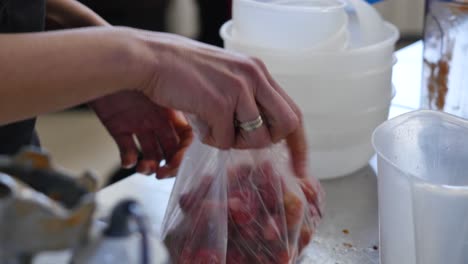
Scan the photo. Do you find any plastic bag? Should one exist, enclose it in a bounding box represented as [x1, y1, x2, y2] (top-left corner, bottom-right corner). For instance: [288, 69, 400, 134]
[161, 138, 324, 264]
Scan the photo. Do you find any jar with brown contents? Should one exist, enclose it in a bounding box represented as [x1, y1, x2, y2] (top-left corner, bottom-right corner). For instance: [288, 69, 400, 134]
[422, 0, 468, 117]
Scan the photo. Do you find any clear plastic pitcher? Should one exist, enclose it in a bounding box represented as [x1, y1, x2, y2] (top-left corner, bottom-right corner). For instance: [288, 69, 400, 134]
[372, 110, 468, 264]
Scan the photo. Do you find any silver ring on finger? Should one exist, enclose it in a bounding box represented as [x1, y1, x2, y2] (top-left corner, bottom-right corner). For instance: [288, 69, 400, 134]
[236, 115, 264, 132]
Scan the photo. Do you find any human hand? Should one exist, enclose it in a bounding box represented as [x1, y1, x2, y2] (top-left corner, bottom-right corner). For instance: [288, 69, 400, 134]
[127, 30, 306, 176]
[136, 32, 299, 147]
[90, 91, 193, 178]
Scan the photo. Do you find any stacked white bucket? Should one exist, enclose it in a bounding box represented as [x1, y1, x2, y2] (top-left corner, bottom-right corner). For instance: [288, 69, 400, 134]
[220, 0, 399, 179]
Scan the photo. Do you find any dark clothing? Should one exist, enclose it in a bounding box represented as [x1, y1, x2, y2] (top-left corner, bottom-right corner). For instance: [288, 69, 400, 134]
[78, 0, 170, 32]
[0, 0, 45, 155]
[0, 0, 45, 33]
[197, 0, 230, 47]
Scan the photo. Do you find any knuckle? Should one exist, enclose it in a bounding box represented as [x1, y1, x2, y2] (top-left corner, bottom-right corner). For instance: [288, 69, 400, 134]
[201, 126, 233, 150]
[250, 56, 267, 69]
[240, 57, 260, 75]
[230, 75, 252, 99]
[272, 113, 300, 142]
[270, 128, 284, 143]
[295, 108, 304, 124]
[272, 136, 282, 144]
[238, 80, 252, 97]
[286, 114, 300, 135]
[205, 135, 231, 150]
[201, 136, 212, 145]
[231, 76, 248, 92]
[256, 136, 272, 148]
[234, 57, 265, 92]
[208, 94, 230, 117]
[211, 96, 225, 112]
[217, 141, 232, 150]
[287, 112, 300, 130]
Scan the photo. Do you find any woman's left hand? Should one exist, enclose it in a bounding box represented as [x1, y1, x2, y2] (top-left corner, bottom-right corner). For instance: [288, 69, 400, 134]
[90, 91, 193, 178]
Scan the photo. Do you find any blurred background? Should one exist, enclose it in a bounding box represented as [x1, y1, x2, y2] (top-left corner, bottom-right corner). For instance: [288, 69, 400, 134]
[36, 0, 425, 186]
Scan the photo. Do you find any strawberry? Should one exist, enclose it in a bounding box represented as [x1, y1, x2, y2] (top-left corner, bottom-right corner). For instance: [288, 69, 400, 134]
[247, 246, 274, 264]
[253, 162, 283, 213]
[300, 179, 323, 215]
[228, 190, 259, 225]
[196, 175, 215, 196]
[228, 164, 253, 190]
[179, 175, 214, 213]
[283, 190, 304, 229]
[166, 162, 322, 264]
[249, 245, 291, 264]
[268, 241, 292, 264]
[300, 179, 317, 204]
[227, 220, 238, 240]
[189, 201, 227, 248]
[237, 222, 262, 242]
[252, 162, 275, 186]
[300, 178, 324, 218]
[179, 192, 197, 212]
[258, 184, 280, 213]
[164, 218, 194, 259]
[263, 215, 284, 241]
[306, 202, 322, 225]
[276, 250, 290, 264]
[252, 254, 271, 264]
[245, 239, 282, 264]
[193, 249, 222, 264]
[226, 243, 249, 264]
[178, 248, 194, 264]
[298, 224, 313, 252]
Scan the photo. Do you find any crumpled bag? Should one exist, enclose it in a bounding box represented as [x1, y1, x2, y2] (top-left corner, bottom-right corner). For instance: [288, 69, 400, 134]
[162, 138, 324, 264]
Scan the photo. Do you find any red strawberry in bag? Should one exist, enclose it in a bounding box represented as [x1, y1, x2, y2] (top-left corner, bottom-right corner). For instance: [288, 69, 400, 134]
[162, 139, 324, 264]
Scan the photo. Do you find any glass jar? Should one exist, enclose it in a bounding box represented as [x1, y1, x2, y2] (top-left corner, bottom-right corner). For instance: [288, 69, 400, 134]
[421, 0, 468, 117]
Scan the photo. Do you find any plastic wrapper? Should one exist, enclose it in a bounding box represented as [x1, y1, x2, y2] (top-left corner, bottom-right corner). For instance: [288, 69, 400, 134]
[161, 138, 324, 264]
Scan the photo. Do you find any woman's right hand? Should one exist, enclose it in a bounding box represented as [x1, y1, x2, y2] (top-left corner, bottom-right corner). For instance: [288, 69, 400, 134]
[134, 31, 299, 146]
[126, 28, 307, 177]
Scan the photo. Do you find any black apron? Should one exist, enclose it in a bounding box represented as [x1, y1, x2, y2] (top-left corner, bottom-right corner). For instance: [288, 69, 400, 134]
[0, 0, 45, 155]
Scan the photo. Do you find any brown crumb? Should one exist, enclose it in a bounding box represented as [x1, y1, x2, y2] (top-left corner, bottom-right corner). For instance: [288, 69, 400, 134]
[342, 229, 349, 235]
[373, 245, 379, 251]
[343, 243, 353, 248]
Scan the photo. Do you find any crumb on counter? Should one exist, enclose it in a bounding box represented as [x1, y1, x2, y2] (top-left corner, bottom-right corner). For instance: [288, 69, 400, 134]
[343, 243, 353, 248]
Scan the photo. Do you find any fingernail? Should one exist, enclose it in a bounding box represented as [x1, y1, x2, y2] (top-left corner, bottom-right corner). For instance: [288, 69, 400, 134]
[155, 169, 167, 179]
[139, 170, 150, 175]
[122, 162, 136, 169]
[122, 155, 137, 169]
[137, 165, 151, 175]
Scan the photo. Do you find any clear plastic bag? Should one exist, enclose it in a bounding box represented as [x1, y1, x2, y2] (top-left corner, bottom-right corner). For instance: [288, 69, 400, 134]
[161, 138, 324, 264]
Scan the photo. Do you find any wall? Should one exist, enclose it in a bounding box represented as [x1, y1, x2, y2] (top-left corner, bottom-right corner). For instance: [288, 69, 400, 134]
[165, 0, 426, 39]
[375, 0, 425, 37]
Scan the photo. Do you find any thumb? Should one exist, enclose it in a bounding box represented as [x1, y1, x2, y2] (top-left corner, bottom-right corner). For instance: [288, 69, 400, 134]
[286, 125, 308, 178]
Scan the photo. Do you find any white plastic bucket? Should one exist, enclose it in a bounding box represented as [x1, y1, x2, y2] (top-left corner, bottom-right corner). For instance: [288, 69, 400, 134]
[232, 0, 347, 50]
[307, 99, 392, 179]
[220, 20, 399, 74]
